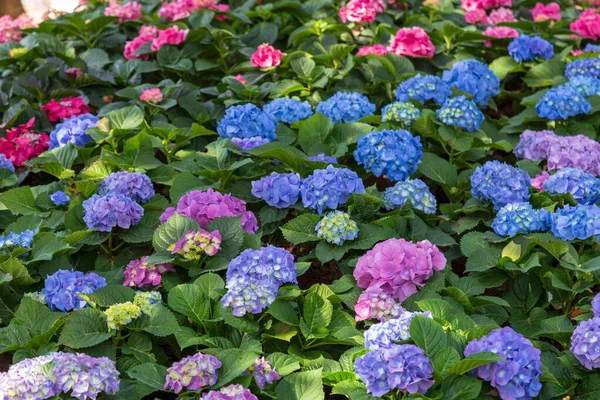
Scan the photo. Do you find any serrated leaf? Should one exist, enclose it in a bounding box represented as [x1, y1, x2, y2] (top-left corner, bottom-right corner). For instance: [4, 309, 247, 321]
[59, 308, 113, 349]
[280, 213, 321, 244]
[409, 315, 447, 357]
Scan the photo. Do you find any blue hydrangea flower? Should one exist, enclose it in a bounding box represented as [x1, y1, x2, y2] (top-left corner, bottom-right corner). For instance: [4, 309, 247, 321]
[550, 204, 600, 241]
[384, 178, 436, 214]
[565, 58, 600, 79]
[0, 154, 15, 172]
[217, 104, 277, 140]
[436, 96, 484, 132]
[364, 310, 432, 350]
[49, 113, 98, 149]
[263, 98, 313, 124]
[300, 165, 365, 214]
[315, 92, 375, 123]
[508, 35, 554, 62]
[98, 171, 155, 204]
[221, 277, 279, 317]
[354, 129, 422, 181]
[308, 153, 337, 164]
[315, 211, 359, 245]
[470, 160, 531, 210]
[50, 190, 70, 206]
[536, 85, 591, 121]
[394, 74, 452, 105]
[0, 229, 35, 249]
[543, 167, 600, 204]
[492, 202, 551, 237]
[571, 317, 600, 370]
[381, 102, 421, 125]
[231, 136, 270, 150]
[251, 172, 302, 209]
[82, 193, 144, 232]
[42, 269, 107, 312]
[583, 44, 600, 53]
[465, 327, 542, 400]
[442, 60, 500, 106]
[592, 293, 600, 317]
[567, 76, 600, 97]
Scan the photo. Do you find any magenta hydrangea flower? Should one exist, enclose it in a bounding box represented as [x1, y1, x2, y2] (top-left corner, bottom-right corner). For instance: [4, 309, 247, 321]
[168, 229, 221, 259]
[354, 287, 405, 321]
[201, 384, 258, 400]
[246, 357, 281, 388]
[164, 352, 221, 393]
[354, 238, 446, 301]
[123, 256, 175, 287]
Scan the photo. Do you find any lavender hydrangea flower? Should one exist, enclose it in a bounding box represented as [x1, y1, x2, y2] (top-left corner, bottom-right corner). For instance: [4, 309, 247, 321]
[246, 357, 280, 388]
[164, 352, 221, 393]
[201, 385, 258, 400]
[0, 353, 57, 399]
[592, 293, 600, 317]
[550, 204, 600, 241]
[571, 317, 600, 370]
[221, 278, 279, 316]
[364, 310, 433, 350]
[384, 178, 436, 214]
[231, 136, 271, 150]
[217, 103, 277, 140]
[470, 160, 531, 210]
[49, 113, 98, 149]
[42, 269, 107, 312]
[354, 129, 423, 181]
[263, 98, 313, 123]
[381, 102, 421, 125]
[251, 172, 302, 208]
[565, 58, 600, 79]
[98, 171, 155, 203]
[308, 153, 337, 163]
[492, 202, 551, 237]
[394, 74, 452, 105]
[535, 85, 591, 121]
[316, 211, 359, 245]
[50, 190, 70, 205]
[465, 327, 542, 400]
[442, 60, 500, 105]
[543, 167, 600, 204]
[0, 229, 36, 249]
[0, 153, 15, 172]
[300, 165, 365, 214]
[583, 44, 600, 53]
[83, 193, 144, 232]
[567, 76, 600, 97]
[508, 35, 554, 62]
[316, 91, 375, 123]
[436, 96, 484, 132]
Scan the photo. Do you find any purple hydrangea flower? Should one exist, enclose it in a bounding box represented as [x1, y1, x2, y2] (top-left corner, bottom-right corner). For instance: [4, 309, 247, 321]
[464, 327, 542, 400]
[50, 190, 70, 205]
[565, 58, 600, 79]
[232, 136, 271, 150]
[42, 269, 107, 312]
[543, 167, 600, 204]
[98, 171, 155, 203]
[316, 91, 375, 123]
[550, 204, 600, 241]
[394, 74, 452, 105]
[221, 277, 279, 316]
[384, 178, 436, 214]
[492, 202, 551, 237]
[49, 113, 98, 149]
[592, 293, 600, 317]
[508, 35, 554, 62]
[169, 229, 222, 259]
[0, 353, 57, 399]
[470, 160, 531, 210]
[0, 153, 15, 172]
[354, 129, 423, 181]
[83, 193, 144, 232]
[354, 288, 405, 322]
[308, 153, 337, 163]
[364, 310, 433, 350]
[442, 60, 500, 105]
[571, 317, 600, 369]
[251, 172, 302, 209]
[436, 95, 484, 132]
[263, 98, 313, 123]
[164, 352, 221, 393]
[246, 357, 280, 388]
[300, 165, 365, 214]
[201, 384, 258, 400]
[583, 44, 600, 53]
[536, 85, 591, 121]
[217, 103, 277, 140]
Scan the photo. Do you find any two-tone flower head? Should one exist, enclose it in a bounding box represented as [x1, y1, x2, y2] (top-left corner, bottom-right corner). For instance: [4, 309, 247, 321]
[567, 76, 600, 97]
[217, 103, 277, 143]
[394, 74, 452, 105]
[50, 190, 70, 206]
[134, 291, 163, 313]
[571, 317, 600, 370]
[316, 211, 360, 245]
[470, 161, 531, 209]
[105, 302, 142, 330]
[123, 255, 175, 287]
[465, 327, 542, 400]
[263, 98, 313, 123]
[381, 102, 421, 125]
[42, 269, 107, 312]
[354, 129, 423, 181]
[354, 287, 405, 321]
[251, 172, 302, 209]
[492, 202, 551, 237]
[436, 96, 484, 132]
[316, 92, 376, 123]
[442, 60, 500, 105]
[565, 58, 600, 79]
[300, 165, 365, 213]
[364, 310, 433, 350]
[164, 352, 221, 393]
[139, 88, 163, 104]
[0, 117, 50, 167]
[508, 35, 554, 62]
[169, 229, 222, 259]
[201, 384, 258, 400]
[384, 178, 436, 214]
[536, 85, 591, 121]
[98, 171, 155, 204]
[550, 204, 600, 241]
[49, 113, 98, 149]
[41, 97, 90, 123]
[246, 357, 281, 388]
[542, 168, 600, 204]
[83, 193, 144, 232]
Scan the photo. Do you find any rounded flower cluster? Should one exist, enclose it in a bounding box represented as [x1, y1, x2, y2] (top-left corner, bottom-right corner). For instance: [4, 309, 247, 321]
[0, 117, 49, 166]
[217, 103, 277, 142]
[263, 98, 313, 123]
[250, 44, 284, 68]
[41, 97, 90, 122]
[164, 352, 221, 393]
[315, 91, 376, 123]
[531, 2, 560, 22]
[570, 9, 600, 40]
[381, 101, 421, 125]
[470, 160, 531, 209]
[354, 344, 434, 397]
[565, 58, 600, 79]
[83, 193, 144, 232]
[536, 85, 591, 121]
[488, 7, 516, 25]
[0, 153, 15, 172]
[436, 96, 484, 132]
[134, 291, 163, 313]
[308, 153, 337, 163]
[571, 317, 600, 370]
[0, 229, 35, 249]
[300, 165, 365, 213]
[357, 44, 388, 56]
[508, 35, 554, 62]
[384, 178, 436, 214]
[592, 293, 600, 317]
[482, 26, 519, 47]
[338, 0, 383, 23]
[201, 384, 258, 400]
[583, 44, 600, 53]
[49, 113, 99, 149]
[221, 245, 297, 316]
[123, 255, 175, 287]
[42, 269, 107, 312]
[251, 172, 302, 209]
[316, 211, 360, 245]
[465, 327, 542, 400]
[387, 27, 435, 58]
[161, 188, 258, 234]
[158, 0, 217, 21]
[567, 76, 600, 97]
[169, 229, 222, 259]
[354, 238, 446, 301]
[543, 167, 600, 204]
[247, 357, 281, 388]
[492, 202, 551, 237]
[354, 287, 405, 321]
[550, 204, 600, 241]
[442, 60, 500, 105]
[354, 129, 423, 181]
[50, 190, 70, 205]
[232, 137, 270, 151]
[98, 171, 155, 204]
[105, 302, 142, 330]
[150, 26, 189, 52]
[104, 0, 142, 21]
[364, 310, 432, 350]
[394, 74, 452, 105]
[139, 88, 163, 103]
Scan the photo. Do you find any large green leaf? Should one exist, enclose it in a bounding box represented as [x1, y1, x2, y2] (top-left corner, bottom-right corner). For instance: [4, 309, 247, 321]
[59, 308, 113, 349]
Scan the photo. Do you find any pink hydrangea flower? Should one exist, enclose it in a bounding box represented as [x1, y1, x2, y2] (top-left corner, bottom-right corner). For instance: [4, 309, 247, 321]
[531, 171, 550, 191]
[168, 229, 222, 259]
[482, 26, 519, 47]
[158, 0, 218, 21]
[124, 25, 158, 60]
[570, 9, 600, 40]
[0, 118, 49, 167]
[123, 256, 175, 287]
[250, 44, 284, 68]
[339, 0, 380, 23]
[354, 238, 446, 301]
[140, 88, 163, 104]
[234, 74, 248, 85]
[530, 2, 560, 22]
[465, 9, 488, 25]
[488, 7, 516, 25]
[151, 26, 189, 52]
[571, 50, 584, 56]
[66, 67, 83, 77]
[104, 0, 142, 22]
[0, 14, 33, 44]
[41, 97, 90, 122]
[387, 27, 435, 58]
[354, 287, 405, 321]
[461, 0, 510, 11]
[357, 44, 389, 56]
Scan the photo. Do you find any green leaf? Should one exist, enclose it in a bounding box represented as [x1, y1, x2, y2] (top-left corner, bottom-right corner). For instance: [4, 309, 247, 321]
[489, 56, 520, 80]
[268, 299, 299, 326]
[417, 299, 453, 321]
[298, 113, 333, 155]
[300, 293, 333, 339]
[465, 247, 502, 272]
[523, 57, 565, 88]
[441, 375, 483, 400]
[167, 284, 210, 325]
[12, 297, 64, 338]
[275, 369, 325, 400]
[0, 187, 39, 215]
[91, 285, 136, 306]
[59, 308, 113, 349]
[194, 273, 225, 300]
[205, 216, 245, 259]
[106, 106, 144, 130]
[213, 348, 260, 388]
[0, 257, 34, 287]
[432, 347, 460, 378]
[123, 332, 155, 363]
[127, 362, 167, 392]
[267, 352, 301, 376]
[29, 233, 71, 262]
[450, 352, 503, 375]
[280, 213, 321, 244]
[137, 306, 180, 337]
[152, 212, 200, 251]
[409, 315, 447, 357]
[418, 153, 457, 187]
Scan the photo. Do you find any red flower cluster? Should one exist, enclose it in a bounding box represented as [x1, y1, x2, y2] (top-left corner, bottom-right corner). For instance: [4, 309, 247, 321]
[0, 118, 49, 167]
[41, 97, 90, 122]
